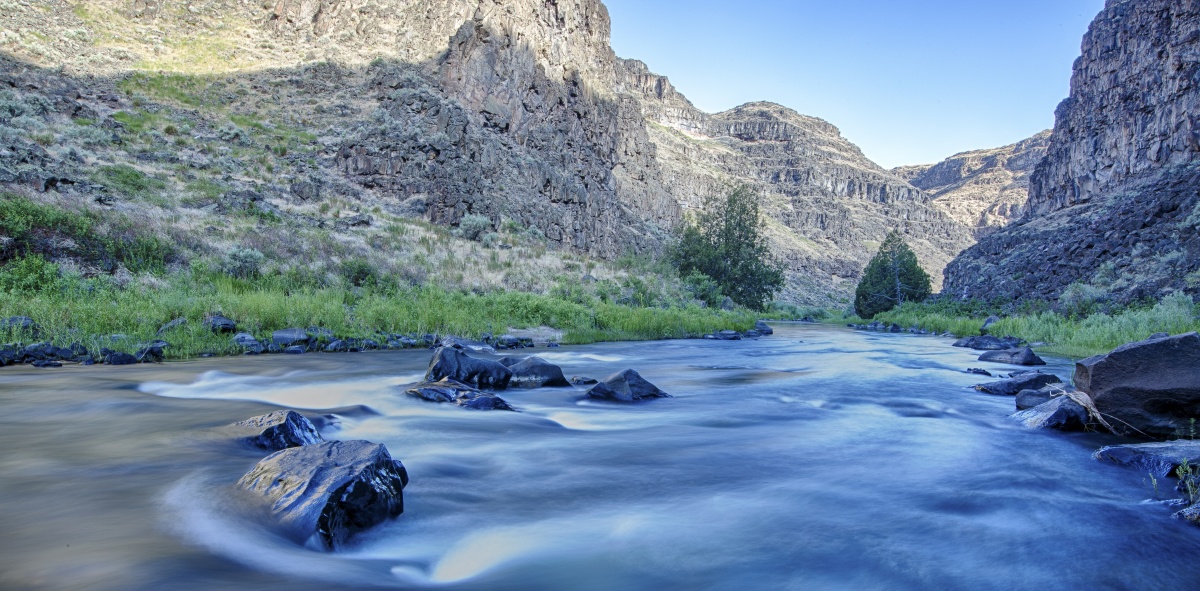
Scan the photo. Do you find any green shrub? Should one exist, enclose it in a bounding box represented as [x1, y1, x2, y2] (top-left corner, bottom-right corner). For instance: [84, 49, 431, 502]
[341, 258, 378, 288]
[95, 164, 167, 200]
[457, 214, 491, 241]
[672, 185, 784, 311]
[1058, 282, 1110, 318]
[683, 271, 723, 308]
[222, 247, 265, 279]
[0, 255, 60, 293]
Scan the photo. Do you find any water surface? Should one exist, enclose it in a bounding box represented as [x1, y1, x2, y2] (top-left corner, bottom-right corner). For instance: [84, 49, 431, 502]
[1, 323, 1197, 590]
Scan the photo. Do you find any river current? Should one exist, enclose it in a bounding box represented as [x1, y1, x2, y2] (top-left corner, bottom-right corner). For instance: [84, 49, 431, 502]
[2, 323, 1198, 590]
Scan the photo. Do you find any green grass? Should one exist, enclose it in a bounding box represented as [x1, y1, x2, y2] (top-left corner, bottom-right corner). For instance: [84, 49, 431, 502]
[0, 270, 763, 359]
[95, 164, 168, 202]
[870, 294, 1200, 359]
[117, 72, 215, 108]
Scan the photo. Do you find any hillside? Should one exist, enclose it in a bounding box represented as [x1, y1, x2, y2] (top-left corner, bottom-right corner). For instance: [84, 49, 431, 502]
[944, 0, 1200, 304]
[0, 0, 976, 307]
[893, 131, 1050, 239]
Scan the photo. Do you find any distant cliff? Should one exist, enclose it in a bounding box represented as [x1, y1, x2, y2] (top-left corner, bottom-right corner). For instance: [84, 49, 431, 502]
[894, 131, 1050, 239]
[945, 0, 1200, 304]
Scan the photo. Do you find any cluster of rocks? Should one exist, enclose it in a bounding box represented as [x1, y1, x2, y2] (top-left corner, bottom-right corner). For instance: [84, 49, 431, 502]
[0, 317, 171, 368]
[968, 332, 1200, 525]
[849, 321, 942, 335]
[401, 345, 670, 411]
[703, 320, 776, 341]
[224, 410, 408, 551]
[954, 334, 1046, 366]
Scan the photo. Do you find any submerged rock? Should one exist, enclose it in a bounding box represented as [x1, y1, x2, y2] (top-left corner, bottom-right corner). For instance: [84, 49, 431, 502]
[230, 410, 323, 451]
[508, 356, 570, 388]
[953, 335, 1022, 351]
[1075, 332, 1200, 438]
[586, 369, 671, 402]
[237, 440, 408, 550]
[440, 336, 495, 353]
[978, 347, 1046, 366]
[425, 347, 512, 390]
[1093, 441, 1200, 478]
[571, 376, 598, 386]
[974, 372, 1063, 396]
[404, 378, 515, 411]
[1012, 396, 1093, 431]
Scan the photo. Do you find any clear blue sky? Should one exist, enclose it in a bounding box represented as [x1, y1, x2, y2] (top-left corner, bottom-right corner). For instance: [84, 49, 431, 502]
[604, 0, 1105, 169]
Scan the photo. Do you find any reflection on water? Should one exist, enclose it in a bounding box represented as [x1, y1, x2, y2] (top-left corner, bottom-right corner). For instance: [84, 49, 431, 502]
[1, 324, 1198, 591]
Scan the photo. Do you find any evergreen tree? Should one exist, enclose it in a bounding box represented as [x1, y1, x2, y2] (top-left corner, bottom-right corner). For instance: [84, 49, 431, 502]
[673, 185, 785, 311]
[854, 231, 932, 318]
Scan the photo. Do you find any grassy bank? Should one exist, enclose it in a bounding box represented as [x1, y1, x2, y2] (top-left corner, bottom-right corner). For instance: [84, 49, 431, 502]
[0, 268, 772, 360]
[859, 294, 1200, 359]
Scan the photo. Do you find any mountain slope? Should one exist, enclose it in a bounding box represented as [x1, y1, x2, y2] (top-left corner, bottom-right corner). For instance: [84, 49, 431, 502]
[944, 0, 1200, 303]
[893, 131, 1050, 239]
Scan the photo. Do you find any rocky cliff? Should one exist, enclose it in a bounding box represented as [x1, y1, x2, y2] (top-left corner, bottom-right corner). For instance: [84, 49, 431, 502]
[0, 0, 974, 305]
[894, 131, 1050, 239]
[944, 0, 1200, 303]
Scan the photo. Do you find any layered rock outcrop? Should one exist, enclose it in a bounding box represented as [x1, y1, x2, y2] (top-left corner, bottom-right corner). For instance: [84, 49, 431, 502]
[945, 0, 1200, 303]
[894, 131, 1050, 238]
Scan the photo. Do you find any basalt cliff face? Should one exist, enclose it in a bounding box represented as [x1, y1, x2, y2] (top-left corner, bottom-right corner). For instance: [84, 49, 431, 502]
[0, 0, 975, 304]
[944, 0, 1200, 303]
[893, 131, 1050, 239]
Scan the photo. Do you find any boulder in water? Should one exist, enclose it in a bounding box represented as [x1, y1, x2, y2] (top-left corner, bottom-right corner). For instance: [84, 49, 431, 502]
[404, 378, 515, 411]
[1093, 440, 1200, 478]
[230, 410, 323, 451]
[978, 347, 1046, 366]
[1075, 332, 1200, 438]
[508, 356, 571, 388]
[424, 347, 512, 390]
[237, 440, 408, 550]
[754, 320, 774, 335]
[1012, 396, 1093, 431]
[953, 335, 1022, 351]
[586, 369, 671, 402]
[973, 372, 1063, 396]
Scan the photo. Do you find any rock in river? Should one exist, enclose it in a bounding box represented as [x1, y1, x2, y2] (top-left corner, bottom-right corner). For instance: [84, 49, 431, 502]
[1012, 396, 1094, 431]
[953, 335, 1022, 351]
[974, 372, 1063, 396]
[586, 369, 671, 402]
[425, 347, 512, 390]
[1093, 440, 1200, 478]
[405, 378, 515, 411]
[978, 347, 1046, 366]
[1075, 332, 1200, 438]
[229, 410, 323, 451]
[237, 440, 408, 551]
[507, 356, 571, 388]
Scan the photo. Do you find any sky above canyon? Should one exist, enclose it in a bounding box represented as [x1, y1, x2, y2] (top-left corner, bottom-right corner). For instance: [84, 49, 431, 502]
[604, 0, 1105, 169]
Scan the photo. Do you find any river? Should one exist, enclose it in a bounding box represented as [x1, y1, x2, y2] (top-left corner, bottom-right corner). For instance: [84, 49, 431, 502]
[1, 323, 1197, 590]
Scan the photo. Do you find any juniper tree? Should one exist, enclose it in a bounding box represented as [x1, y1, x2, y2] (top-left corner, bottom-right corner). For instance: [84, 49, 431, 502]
[854, 231, 932, 318]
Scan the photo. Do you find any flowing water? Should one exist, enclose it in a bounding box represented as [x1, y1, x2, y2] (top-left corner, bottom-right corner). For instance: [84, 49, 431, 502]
[2, 323, 1198, 591]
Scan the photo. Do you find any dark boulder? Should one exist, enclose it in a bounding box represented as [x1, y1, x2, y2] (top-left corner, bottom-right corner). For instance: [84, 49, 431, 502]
[232, 333, 264, 354]
[272, 328, 311, 347]
[205, 314, 237, 334]
[966, 368, 993, 377]
[284, 345, 307, 355]
[325, 340, 349, 353]
[1015, 384, 1072, 410]
[571, 376, 598, 386]
[1075, 333, 1200, 438]
[953, 335, 1023, 351]
[586, 369, 671, 402]
[135, 345, 164, 363]
[716, 330, 742, 341]
[978, 347, 1046, 366]
[237, 440, 408, 550]
[424, 347, 512, 390]
[1012, 396, 1093, 431]
[508, 357, 571, 388]
[230, 410, 323, 451]
[440, 336, 495, 353]
[973, 372, 1063, 396]
[0, 316, 39, 338]
[1093, 441, 1200, 478]
[104, 352, 137, 365]
[754, 320, 774, 335]
[980, 315, 1001, 334]
[744, 330, 763, 338]
[404, 378, 515, 411]
[32, 359, 62, 368]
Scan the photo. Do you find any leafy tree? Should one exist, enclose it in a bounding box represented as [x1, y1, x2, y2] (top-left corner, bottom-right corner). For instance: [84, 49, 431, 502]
[673, 185, 784, 311]
[854, 230, 932, 318]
